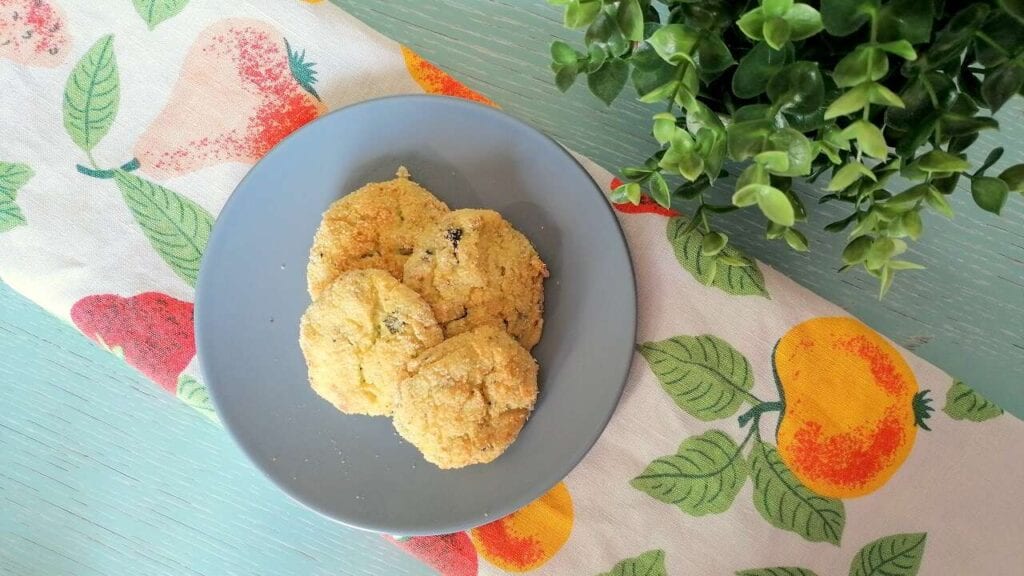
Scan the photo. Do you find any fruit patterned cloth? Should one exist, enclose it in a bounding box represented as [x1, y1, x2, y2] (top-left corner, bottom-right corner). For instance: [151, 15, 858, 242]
[1, 1, 1022, 574]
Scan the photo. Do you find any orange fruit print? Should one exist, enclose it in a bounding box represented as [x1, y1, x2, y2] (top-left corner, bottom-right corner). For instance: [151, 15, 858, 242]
[401, 46, 496, 107]
[774, 317, 931, 499]
[470, 482, 573, 572]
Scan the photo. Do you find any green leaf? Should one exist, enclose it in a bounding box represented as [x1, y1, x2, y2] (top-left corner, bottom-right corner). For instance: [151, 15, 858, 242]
[758, 186, 796, 226]
[701, 231, 728, 256]
[916, 150, 969, 173]
[696, 35, 735, 73]
[738, 7, 767, 40]
[616, 0, 644, 42]
[732, 42, 793, 99]
[114, 171, 213, 287]
[887, 260, 924, 270]
[828, 162, 875, 191]
[649, 171, 671, 207]
[766, 127, 814, 176]
[943, 381, 1004, 421]
[733, 184, 766, 207]
[551, 40, 578, 65]
[763, 17, 792, 50]
[586, 9, 628, 56]
[652, 113, 677, 144]
[840, 120, 888, 159]
[785, 4, 823, 40]
[877, 0, 933, 44]
[636, 335, 756, 420]
[875, 40, 916, 60]
[924, 186, 954, 218]
[666, 217, 768, 297]
[648, 24, 700, 65]
[998, 164, 1024, 192]
[849, 533, 927, 576]
[727, 119, 773, 160]
[741, 565, 819, 569]
[868, 83, 904, 108]
[750, 440, 845, 545]
[132, 0, 190, 30]
[901, 210, 923, 240]
[554, 63, 579, 92]
[833, 48, 874, 88]
[981, 64, 1024, 113]
[597, 550, 667, 576]
[63, 35, 119, 153]
[767, 61, 824, 114]
[631, 430, 748, 515]
[865, 237, 896, 269]
[971, 177, 1010, 214]
[824, 84, 870, 119]
[565, 0, 601, 28]
[176, 374, 219, 423]
[0, 162, 33, 233]
[842, 235, 873, 264]
[588, 59, 629, 105]
[783, 228, 809, 251]
[764, 0, 794, 18]
[1000, 0, 1024, 23]
[821, 0, 877, 37]
[632, 43, 678, 98]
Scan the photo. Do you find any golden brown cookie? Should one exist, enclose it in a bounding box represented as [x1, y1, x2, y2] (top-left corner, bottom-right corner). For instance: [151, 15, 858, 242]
[393, 326, 539, 469]
[299, 269, 443, 416]
[403, 209, 548, 349]
[307, 167, 449, 299]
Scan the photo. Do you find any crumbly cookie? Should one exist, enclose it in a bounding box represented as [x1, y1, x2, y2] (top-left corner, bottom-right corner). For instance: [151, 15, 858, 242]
[299, 269, 443, 416]
[393, 326, 539, 469]
[307, 167, 449, 299]
[403, 209, 548, 349]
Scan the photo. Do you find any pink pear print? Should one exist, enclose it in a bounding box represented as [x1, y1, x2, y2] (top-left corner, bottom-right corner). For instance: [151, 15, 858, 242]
[0, 0, 71, 67]
[134, 18, 327, 178]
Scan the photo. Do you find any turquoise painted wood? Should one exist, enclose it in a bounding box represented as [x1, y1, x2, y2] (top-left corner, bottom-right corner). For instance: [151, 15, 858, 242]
[1, 2, 1022, 575]
[0, 283, 431, 575]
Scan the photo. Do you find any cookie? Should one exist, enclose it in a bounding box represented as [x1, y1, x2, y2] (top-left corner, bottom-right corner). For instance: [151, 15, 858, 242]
[403, 209, 548, 349]
[299, 269, 443, 416]
[393, 326, 539, 469]
[307, 167, 449, 299]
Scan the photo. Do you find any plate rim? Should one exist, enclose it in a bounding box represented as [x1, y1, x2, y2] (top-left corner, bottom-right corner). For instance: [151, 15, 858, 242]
[195, 94, 637, 535]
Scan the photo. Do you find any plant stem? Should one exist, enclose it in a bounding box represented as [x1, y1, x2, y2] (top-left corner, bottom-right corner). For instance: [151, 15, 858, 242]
[85, 150, 99, 170]
[975, 31, 1010, 58]
[737, 400, 784, 428]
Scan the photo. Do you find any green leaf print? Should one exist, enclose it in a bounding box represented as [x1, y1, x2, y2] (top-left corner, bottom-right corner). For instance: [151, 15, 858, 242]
[848, 533, 927, 576]
[750, 440, 845, 545]
[636, 335, 758, 420]
[666, 217, 768, 298]
[176, 375, 219, 423]
[63, 35, 119, 154]
[114, 171, 213, 287]
[631, 430, 748, 516]
[943, 381, 1004, 422]
[132, 0, 191, 30]
[737, 565, 815, 569]
[0, 162, 33, 233]
[597, 549, 667, 576]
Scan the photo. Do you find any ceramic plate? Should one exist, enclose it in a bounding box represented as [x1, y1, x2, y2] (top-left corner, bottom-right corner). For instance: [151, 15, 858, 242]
[196, 95, 636, 535]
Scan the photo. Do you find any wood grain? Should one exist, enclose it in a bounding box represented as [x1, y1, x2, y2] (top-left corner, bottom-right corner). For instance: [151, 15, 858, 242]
[0, 284, 431, 575]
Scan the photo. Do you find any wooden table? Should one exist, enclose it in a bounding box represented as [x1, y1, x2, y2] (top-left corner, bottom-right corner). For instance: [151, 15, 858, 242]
[2, 1, 1021, 574]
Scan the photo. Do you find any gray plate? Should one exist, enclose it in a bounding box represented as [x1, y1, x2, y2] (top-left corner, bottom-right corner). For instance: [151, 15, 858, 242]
[196, 95, 636, 536]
